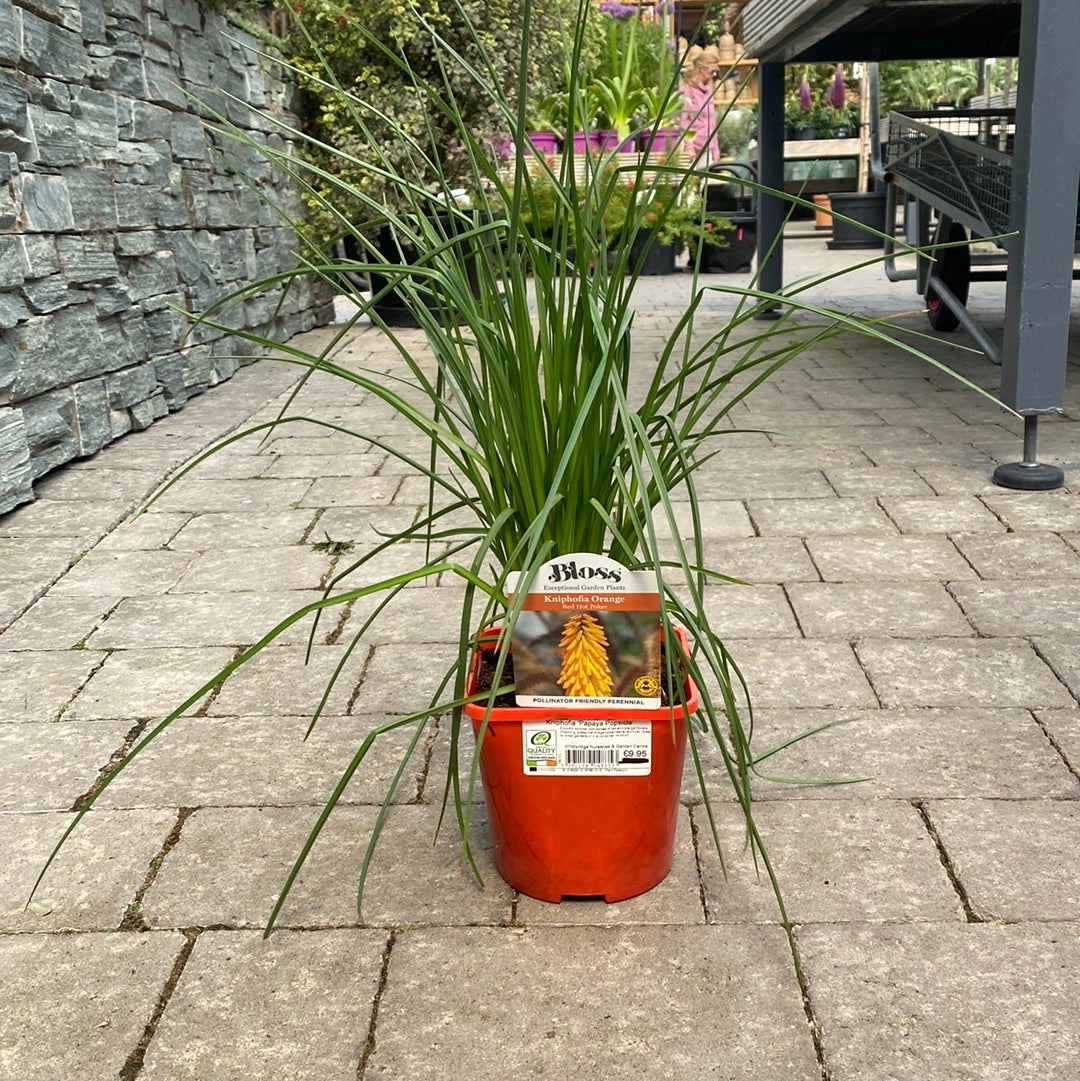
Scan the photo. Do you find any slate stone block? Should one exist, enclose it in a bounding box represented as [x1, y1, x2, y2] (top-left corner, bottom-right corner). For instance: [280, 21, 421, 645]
[80, 0, 108, 44]
[63, 164, 118, 230]
[20, 273, 70, 314]
[0, 2, 17, 66]
[71, 86, 118, 157]
[152, 353, 189, 408]
[0, 408, 32, 512]
[170, 111, 208, 161]
[0, 292, 29, 329]
[0, 234, 23, 287]
[16, 171, 74, 231]
[0, 67, 26, 130]
[57, 235, 120, 283]
[19, 9, 89, 81]
[106, 363, 156, 409]
[120, 250, 178, 301]
[11, 304, 112, 400]
[19, 233, 59, 278]
[72, 377, 110, 454]
[20, 387, 75, 449]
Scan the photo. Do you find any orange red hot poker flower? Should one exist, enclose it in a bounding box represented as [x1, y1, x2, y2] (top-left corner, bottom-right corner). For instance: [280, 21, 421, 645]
[556, 613, 613, 698]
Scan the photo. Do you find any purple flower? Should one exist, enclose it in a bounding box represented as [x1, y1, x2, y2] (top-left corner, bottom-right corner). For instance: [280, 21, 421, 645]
[598, 1, 638, 18]
[797, 77, 812, 112]
[826, 65, 846, 109]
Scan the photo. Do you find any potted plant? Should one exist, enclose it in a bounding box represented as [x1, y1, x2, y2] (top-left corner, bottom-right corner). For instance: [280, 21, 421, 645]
[35, 0, 1008, 963]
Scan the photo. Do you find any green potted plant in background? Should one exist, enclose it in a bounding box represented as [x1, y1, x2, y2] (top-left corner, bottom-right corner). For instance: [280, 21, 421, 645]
[35, 0, 1009, 967]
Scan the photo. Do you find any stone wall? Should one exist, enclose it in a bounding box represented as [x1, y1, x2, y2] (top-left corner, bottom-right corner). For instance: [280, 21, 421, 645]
[0, 0, 335, 513]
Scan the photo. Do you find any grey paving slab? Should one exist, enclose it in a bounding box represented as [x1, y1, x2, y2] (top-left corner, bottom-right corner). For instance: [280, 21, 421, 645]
[0, 497, 128, 539]
[146, 476, 314, 514]
[84, 591, 329, 649]
[912, 463, 1011, 495]
[0, 648, 107, 721]
[0, 809, 175, 932]
[950, 581, 1080, 636]
[698, 799, 961, 924]
[170, 544, 334, 593]
[366, 924, 818, 1081]
[260, 434, 388, 458]
[327, 539, 451, 591]
[702, 583, 801, 638]
[879, 494, 1007, 534]
[821, 464, 937, 497]
[31, 464, 166, 503]
[137, 929, 385, 1081]
[49, 548, 198, 597]
[259, 451, 385, 478]
[655, 498, 756, 540]
[341, 586, 469, 645]
[1038, 708, 1080, 774]
[163, 449, 274, 480]
[64, 646, 235, 720]
[951, 531, 1080, 578]
[981, 490, 1080, 532]
[855, 637, 1075, 708]
[926, 798, 1080, 921]
[96, 714, 429, 808]
[0, 535, 81, 581]
[299, 474, 403, 508]
[718, 638, 879, 709]
[0, 594, 121, 650]
[92, 510, 192, 550]
[692, 536, 820, 582]
[746, 707, 1079, 801]
[693, 465, 837, 500]
[805, 534, 975, 581]
[0, 719, 134, 810]
[516, 810, 705, 926]
[166, 508, 319, 549]
[747, 497, 899, 537]
[357, 642, 465, 713]
[0, 930, 185, 1081]
[787, 581, 972, 637]
[310, 505, 425, 548]
[201, 644, 364, 716]
[142, 804, 512, 929]
[799, 922, 1080, 1081]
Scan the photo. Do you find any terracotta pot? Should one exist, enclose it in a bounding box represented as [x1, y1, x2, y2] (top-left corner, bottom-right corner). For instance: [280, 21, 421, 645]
[812, 194, 833, 229]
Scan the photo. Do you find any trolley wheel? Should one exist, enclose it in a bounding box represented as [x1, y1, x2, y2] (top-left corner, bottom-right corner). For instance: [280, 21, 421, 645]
[926, 223, 971, 332]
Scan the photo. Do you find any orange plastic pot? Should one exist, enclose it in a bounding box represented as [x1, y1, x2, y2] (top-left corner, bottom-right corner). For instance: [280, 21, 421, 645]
[464, 627, 697, 903]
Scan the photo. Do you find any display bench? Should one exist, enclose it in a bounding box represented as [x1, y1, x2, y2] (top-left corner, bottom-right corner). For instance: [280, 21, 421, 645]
[516, 148, 696, 187]
[749, 136, 861, 194]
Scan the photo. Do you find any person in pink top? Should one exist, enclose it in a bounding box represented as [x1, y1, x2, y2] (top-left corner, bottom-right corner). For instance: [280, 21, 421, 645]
[679, 55, 723, 164]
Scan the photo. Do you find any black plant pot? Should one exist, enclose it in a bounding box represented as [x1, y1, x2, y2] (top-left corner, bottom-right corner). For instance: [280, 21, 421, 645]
[827, 192, 888, 250]
[628, 230, 677, 276]
[709, 224, 757, 272]
[365, 213, 490, 327]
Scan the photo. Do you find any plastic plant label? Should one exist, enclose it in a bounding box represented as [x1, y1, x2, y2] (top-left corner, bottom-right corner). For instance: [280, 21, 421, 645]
[506, 554, 662, 709]
[522, 720, 652, 776]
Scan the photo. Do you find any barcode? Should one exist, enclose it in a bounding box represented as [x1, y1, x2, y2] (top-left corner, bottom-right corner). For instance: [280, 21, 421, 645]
[564, 748, 619, 765]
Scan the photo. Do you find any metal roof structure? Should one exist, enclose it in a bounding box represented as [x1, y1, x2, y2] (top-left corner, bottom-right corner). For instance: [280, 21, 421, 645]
[742, 0, 1076, 488]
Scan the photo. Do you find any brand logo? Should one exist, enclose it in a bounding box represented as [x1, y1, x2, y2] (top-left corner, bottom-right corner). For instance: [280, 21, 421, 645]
[529, 731, 552, 746]
[547, 560, 622, 584]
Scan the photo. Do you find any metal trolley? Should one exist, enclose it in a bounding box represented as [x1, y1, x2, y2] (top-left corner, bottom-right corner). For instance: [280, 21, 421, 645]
[876, 109, 1026, 359]
[878, 108, 1079, 361]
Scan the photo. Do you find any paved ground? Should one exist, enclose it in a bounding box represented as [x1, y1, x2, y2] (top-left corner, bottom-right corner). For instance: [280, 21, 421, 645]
[2, 227, 1079, 1080]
